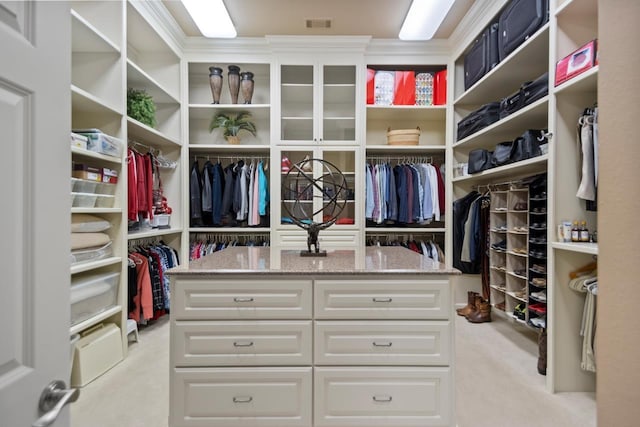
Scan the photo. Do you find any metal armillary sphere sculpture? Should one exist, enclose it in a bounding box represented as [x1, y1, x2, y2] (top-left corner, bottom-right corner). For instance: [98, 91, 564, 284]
[282, 158, 349, 256]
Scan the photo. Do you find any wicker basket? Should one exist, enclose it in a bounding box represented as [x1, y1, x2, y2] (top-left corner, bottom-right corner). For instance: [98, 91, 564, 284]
[386, 127, 421, 145]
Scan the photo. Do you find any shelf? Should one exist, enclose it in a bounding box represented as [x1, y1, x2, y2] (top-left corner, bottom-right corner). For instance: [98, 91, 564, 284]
[70, 257, 122, 275]
[70, 305, 122, 335]
[190, 227, 271, 233]
[366, 105, 447, 121]
[71, 146, 122, 164]
[365, 227, 446, 233]
[189, 103, 271, 121]
[508, 251, 528, 258]
[282, 116, 314, 121]
[71, 10, 120, 53]
[127, 117, 181, 148]
[490, 285, 506, 293]
[189, 144, 271, 153]
[454, 97, 549, 150]
[506, 291, 528, 303]
[71, 207, 122, 214]
[551, 241, 599, 255]
[128, 227, 183, 240]
[455, 24, 550, 105]
[554, 66, 598, 95]
[71, 85, 122, 116]
[365, 145, 446, 152]
[452, 155, 548, 184]
[507, 271, 527, 280]
[127, 59, 179, 104]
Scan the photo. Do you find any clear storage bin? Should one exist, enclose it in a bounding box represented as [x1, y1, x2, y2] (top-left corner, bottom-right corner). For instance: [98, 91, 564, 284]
[71, 177, 98, 193]
[94, 194, 115, 208]
[73, 129, 124, 158]
[71, 192, 97, 208]
[95, 181, 116, 195]
[70, 241, 113, 265]
[70, 272, 119, 326]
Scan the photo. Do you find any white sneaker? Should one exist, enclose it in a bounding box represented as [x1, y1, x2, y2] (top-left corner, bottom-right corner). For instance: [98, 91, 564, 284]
[531, 290, 547, 302]
[529, 317, 546, 328]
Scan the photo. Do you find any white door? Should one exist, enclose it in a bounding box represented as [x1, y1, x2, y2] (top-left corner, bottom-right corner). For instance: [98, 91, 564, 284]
[0, 1, 72, 426]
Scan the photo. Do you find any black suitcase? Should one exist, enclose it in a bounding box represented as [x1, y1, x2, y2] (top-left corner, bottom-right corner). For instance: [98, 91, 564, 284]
[456, 102, 501, 141]
[498, 0, 549, 61]
[464, 22, 500, 90]
[499, 72, 549, 118]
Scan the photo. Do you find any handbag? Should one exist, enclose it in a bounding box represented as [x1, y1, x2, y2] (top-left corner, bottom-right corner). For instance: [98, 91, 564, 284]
[491, 141, 513, 167]
[468, 149, 493, 174]
[510, 129, 546, 163]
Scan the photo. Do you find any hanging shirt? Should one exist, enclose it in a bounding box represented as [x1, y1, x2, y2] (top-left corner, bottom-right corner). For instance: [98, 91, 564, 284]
[365, 164, 374, 219]
[258, 160, 269, 216]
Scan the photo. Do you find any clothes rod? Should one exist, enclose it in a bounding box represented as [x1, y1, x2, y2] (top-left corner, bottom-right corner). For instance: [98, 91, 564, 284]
[367, 156, 434, 163]
[193, 155, 269, 161]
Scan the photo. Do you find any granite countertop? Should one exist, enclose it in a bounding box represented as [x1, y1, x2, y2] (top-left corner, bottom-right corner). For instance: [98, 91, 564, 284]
[168, 246, 460, 276]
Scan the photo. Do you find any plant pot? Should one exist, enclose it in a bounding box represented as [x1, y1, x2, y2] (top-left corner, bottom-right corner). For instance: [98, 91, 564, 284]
[240, 71, 254, 104]
[228, 65, 241, 104]
[208, 67, 223, 104]
[226, 135, 240, 145]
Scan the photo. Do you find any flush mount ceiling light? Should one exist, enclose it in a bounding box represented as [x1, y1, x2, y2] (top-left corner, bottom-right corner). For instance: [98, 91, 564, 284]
[399, 0, 456, 40]
[181, 0, 236, 38]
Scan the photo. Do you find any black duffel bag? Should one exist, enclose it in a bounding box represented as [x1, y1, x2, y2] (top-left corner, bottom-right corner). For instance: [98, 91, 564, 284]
[510, 129, 546, 163]
[492, 141, 514, 167]
[500, 72, 549, 119]
[468, 149, 493, 174]
[457, 102, 501, 141]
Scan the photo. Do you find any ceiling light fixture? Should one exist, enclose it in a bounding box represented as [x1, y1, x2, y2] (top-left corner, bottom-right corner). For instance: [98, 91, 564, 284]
[181, 0, 237, 38]
[399, 0, 455, 40]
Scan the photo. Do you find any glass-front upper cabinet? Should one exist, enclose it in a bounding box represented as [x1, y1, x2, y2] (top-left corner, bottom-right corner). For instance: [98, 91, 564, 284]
[279, 62, 357, 144]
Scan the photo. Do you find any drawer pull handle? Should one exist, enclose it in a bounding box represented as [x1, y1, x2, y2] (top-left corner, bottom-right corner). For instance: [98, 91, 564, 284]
[233, 341, 254, 347]
[233, 396, 253, 403]
[373, 395, 393, 402]
[373, 341, 393, 347]
[372, 297, 392, 303]
[234, 297, 254, 303]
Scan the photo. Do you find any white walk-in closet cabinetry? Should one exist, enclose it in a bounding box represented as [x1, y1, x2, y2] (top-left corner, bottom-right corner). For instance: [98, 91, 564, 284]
[448, 0, 598, 392]
[70, 0, 184, 364]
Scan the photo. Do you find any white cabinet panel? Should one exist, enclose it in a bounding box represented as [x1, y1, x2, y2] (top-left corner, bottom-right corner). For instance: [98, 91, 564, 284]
[173, 320, 312, 366]
[314, 280, 451, 319]
[314, 321, 450, 366]
[314, 367, 452, 427]
[172, 367, 312, 427]
[172, 279, 312, 320]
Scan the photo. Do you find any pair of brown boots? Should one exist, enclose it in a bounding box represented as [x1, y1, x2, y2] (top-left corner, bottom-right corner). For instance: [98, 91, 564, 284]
[457, 291, 492, 323]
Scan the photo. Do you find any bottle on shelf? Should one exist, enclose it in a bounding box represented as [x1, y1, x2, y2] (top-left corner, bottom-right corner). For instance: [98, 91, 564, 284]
[571, 220, 580, 242]
[580, 220, 590, 242]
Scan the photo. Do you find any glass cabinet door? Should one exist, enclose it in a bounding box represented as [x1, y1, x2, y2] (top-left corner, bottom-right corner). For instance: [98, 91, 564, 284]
[322, 65, 356, 143]
[320, 149, 356, 226]
[280, 149, 315, 225]
[280, 65, 314, 142]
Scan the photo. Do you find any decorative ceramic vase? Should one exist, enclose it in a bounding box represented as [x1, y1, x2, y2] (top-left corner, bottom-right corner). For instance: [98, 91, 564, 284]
[240, 71, 255, 104]
[226, 135, 240, 145]
[208, 67, 223, 104]
[228, 65, 241, 104]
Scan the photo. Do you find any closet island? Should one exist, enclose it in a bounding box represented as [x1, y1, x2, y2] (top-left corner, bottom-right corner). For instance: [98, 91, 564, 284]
[167, 246, 458, 427]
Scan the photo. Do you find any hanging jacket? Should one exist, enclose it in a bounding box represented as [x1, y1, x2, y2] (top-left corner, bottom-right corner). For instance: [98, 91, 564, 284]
[190, 160, 203, 225]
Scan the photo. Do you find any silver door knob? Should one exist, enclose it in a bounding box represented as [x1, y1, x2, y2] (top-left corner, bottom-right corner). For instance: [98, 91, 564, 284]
[33, 380, 79, 427]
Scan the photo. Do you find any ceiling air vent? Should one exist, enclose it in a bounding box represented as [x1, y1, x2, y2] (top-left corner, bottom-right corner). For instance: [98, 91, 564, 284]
[305, 18, 332, 29]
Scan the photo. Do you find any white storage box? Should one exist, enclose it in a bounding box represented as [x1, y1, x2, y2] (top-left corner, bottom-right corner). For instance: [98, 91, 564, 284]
[71, 132, 88, 150]
[71, 323, 123, 387]
[71, 192, 97, 208]
[70, 241, 113, 265]
[73, 129, 124, 158]
[70, 272, 119, 326]
[151, 214, 171, 229]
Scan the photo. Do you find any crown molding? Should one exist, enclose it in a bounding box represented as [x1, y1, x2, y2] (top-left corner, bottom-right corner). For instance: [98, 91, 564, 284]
[448, 0, 508, 58]
[366, 38, 451, 64]
[265, 35, 372, 53]
[129, 0, 186, 54]
[182, 37, 273, 62]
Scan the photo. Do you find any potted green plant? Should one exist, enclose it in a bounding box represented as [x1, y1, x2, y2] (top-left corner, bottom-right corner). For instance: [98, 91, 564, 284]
[127, 88, 156, 128]
[208, 110, 257, 144]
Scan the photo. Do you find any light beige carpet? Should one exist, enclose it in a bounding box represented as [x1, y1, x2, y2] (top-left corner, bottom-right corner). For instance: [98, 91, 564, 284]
[71, 313, 596, 427]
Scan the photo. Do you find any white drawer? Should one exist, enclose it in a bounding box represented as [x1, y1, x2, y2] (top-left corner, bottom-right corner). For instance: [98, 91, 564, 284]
[172, 279, 312, 320]
[314, 321, 451, 366]
[173, 321, 312, 366]
[314, 367, 452, 427]
[171, 367, 312, 427]
[314, 279, 451, 319]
